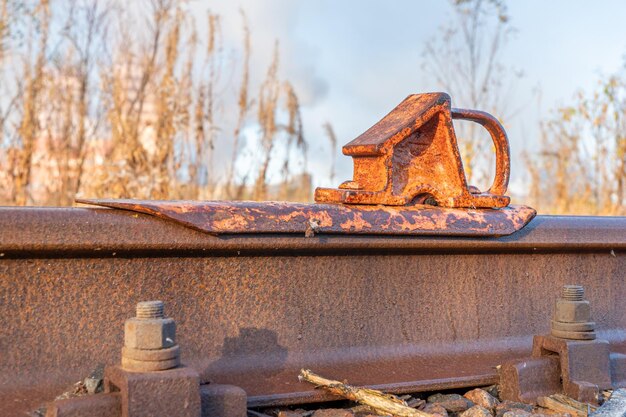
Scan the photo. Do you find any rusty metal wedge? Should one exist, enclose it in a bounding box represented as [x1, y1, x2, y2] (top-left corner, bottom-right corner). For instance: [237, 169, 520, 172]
[76, 199, 535, 237]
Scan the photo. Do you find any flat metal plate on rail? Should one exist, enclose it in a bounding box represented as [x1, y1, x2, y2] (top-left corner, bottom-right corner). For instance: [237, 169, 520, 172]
[76, 199, 536, 237]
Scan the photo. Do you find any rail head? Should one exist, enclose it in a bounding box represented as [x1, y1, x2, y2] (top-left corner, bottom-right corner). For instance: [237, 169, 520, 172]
[0, 207, 623, 257]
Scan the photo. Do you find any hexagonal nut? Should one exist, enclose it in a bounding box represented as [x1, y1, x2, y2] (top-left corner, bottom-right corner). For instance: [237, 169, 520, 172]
[554, 299, 591, 323]
[124, 317, 176, 350]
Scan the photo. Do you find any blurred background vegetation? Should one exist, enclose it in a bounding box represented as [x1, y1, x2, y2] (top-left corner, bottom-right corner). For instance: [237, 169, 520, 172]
[0, 0, 624, 215]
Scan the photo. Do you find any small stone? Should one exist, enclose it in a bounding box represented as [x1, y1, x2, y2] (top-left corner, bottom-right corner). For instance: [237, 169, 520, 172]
[530, 414, 570, 417]
[408, 398, 426, 408]
[502, 411, 532, 417]
[464, 388, 500, 411]
[352, 405, 378, 416]
[485, 386, 500, 400]
[461, 405, 494, 417]
[423, 403, 450, 417]
[84, 364, 105, 394]
[530, 410, 555, 416]
[428, 393, 475, 413]
[495, 402, 533, 417]
[312, 409, 354, 417]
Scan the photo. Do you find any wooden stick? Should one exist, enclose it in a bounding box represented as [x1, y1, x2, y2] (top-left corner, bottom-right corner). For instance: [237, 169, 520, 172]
[551, 394, 597, 413]
[537, 395, 595, 417]
[298, 369, 433, 417]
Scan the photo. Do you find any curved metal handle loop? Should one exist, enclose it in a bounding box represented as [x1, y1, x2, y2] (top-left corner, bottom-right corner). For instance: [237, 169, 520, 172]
[450, 108, 510, 196]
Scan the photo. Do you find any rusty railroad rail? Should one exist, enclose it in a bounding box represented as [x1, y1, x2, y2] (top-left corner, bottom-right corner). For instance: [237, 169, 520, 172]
[1, 207, 625, 416]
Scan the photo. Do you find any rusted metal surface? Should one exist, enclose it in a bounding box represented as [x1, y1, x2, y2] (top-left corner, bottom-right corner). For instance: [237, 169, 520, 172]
[105, 365, 201, 417]
[46, 393, 122, 417]
[200, 384, 248, 417]
[537, 335, 613, 402]
[498, 357, 561, 404]
[0, 207, 624, 417]
[501, 335, 616, 404]
[76, 199, 536, 237]
[51, 302, 203, 416]
[315, 93, 510, 208]
[500, 286, 626, 405]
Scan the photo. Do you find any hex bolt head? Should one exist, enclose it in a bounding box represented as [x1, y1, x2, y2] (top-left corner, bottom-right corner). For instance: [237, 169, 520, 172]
[124, 317, 176, 350]
[121, 301, 180, 372]
[551, 285, 596, 340]
[554, 299, 591, 323]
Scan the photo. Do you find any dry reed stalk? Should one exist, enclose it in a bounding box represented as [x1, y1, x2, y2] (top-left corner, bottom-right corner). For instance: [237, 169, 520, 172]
[66, 0, 105, 203]
[13, 0, 50, 205]
[0, 0, 9, 63]
[227, 9, 250, 198]
[526, 79, 626, 215]
[204, 11, 222, 195]
[178, 23, 199, 199]
[152, 5, 181, 198]
[1, 0, 311, 205]
[279, 81, 306, 199]
[299, 369, 432, 417]
[323, 122, 337, 183]
[253, 41, 280, 200]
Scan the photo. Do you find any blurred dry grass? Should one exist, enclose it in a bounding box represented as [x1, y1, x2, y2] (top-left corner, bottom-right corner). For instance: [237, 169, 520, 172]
[525, 77, 626, 215]
[0, 0, 317, 205]
[0, 0, 623, 215]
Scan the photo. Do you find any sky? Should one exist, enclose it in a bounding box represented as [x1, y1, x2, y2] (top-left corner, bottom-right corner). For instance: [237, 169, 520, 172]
[197, 0, 626, 197]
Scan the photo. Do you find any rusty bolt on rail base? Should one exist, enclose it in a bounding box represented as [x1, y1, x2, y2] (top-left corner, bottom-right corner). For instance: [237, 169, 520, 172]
[106, 300, 201, 417]
[500, 285, 626, 405]
[551, 285, 596, 340]
[45, 301, 249, 417]
[121, 300, 181, 372]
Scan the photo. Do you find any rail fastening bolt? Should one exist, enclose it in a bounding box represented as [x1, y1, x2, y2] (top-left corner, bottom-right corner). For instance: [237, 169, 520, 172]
[551, 284, 596, 340]
[122, 300, 181, 372]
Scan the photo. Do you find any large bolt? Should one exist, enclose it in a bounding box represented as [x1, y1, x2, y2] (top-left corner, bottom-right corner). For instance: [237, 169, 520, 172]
[551, 285, 596, 340]
[121, 300, 181, 372]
